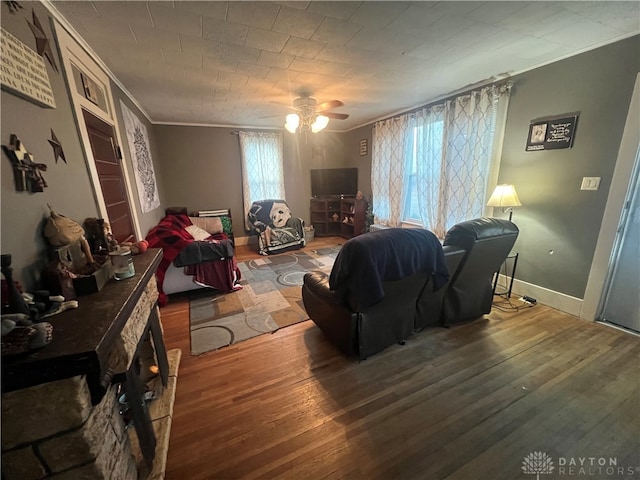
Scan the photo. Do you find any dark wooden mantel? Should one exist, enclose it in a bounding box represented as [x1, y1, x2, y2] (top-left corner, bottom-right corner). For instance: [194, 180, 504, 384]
[1, 248, 162, 401]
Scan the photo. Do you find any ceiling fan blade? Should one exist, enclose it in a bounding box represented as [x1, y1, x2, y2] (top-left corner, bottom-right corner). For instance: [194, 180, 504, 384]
[316, 100, 343, 111]
[323, 112, 349, 120]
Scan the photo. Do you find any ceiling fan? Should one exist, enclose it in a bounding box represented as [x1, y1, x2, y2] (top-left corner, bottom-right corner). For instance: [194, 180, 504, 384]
[284, 95, 349, 133]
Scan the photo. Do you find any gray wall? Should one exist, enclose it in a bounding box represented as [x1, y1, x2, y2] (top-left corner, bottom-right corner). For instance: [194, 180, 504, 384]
[1, 3, 98, 288]
[498, 35, 639, 299]
[152, 125, 245, 237]
[0, 3, 166, 290]
[342, 125, 373, 200]
[152, 126, 347, 237]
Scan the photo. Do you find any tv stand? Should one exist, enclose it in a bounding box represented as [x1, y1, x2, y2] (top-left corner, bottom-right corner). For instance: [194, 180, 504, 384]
[310, 197, 368, 238]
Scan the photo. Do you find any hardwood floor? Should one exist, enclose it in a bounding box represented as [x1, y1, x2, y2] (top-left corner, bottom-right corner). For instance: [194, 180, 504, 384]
[161, 238, 639, 480]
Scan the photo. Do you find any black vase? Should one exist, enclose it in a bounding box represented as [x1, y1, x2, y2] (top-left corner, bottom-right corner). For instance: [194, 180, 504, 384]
[1, 254, 31, 316]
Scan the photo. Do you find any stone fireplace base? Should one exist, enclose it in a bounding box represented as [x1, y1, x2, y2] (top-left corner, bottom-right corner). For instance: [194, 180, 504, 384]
[1, 250, 179, 480]
[130, 349, 182, 480]
[1, 347, 181, 479]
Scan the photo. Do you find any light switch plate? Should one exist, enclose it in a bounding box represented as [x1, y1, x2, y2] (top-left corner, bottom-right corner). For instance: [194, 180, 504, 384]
[581, 177, 601, 190]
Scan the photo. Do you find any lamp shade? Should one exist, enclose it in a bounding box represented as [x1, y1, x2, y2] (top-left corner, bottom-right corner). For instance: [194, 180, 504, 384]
[284, 113, 300, 133]
[311, 115, 329, 133]
[487, 184, 522, 208]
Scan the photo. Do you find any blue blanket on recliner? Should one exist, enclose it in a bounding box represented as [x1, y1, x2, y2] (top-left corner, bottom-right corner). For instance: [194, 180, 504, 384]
[329, 228, 449, 308]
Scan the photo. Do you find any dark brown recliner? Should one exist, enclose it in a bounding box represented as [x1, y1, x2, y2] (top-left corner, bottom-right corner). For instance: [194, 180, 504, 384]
[439, 217, 519, 325]
[302, 228, 452, 359]
[415, 245, 466, 330]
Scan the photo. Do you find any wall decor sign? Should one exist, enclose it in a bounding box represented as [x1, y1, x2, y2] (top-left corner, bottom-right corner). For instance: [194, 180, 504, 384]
[0, 28, 56, 108]
[120, 100, 160, 213]
[526, 113, 579, 151]
[359, 138, 368, 156]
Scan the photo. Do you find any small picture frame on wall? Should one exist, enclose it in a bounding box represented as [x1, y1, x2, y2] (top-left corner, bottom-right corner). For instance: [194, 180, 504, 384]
[359, 138, 368, 156]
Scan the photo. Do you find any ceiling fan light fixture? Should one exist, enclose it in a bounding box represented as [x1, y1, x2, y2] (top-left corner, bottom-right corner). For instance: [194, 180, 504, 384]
[284, 113, 300, 133]
[311, 114, 329, 133]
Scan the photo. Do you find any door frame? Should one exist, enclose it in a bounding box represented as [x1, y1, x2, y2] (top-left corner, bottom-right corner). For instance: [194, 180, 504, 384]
[581, 73, 640, 321]
[53, 22, 142, 240]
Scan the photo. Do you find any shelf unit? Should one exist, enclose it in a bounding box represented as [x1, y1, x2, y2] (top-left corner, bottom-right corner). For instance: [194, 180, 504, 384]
[310, 197, 367, 239]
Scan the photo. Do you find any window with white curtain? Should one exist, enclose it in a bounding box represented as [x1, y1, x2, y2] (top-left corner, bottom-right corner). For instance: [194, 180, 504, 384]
[239, 131, 285, 228]
[404, 120, 444, 223]
[372, 83, 511, 238]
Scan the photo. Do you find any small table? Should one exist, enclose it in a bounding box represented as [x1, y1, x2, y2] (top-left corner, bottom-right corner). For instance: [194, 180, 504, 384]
[493, 252, 519, 298]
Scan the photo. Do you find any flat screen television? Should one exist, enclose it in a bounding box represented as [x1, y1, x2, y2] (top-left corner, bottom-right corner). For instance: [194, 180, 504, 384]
[311, 168, 358, 197]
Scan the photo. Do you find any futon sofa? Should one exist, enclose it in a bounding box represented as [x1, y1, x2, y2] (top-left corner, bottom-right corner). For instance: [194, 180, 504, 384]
[145, 209, 240, 306]
[302, 218, 519, 359]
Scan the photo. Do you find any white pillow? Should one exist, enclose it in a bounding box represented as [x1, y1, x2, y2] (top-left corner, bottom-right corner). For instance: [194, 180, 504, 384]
[185, 224, 212, 241]
[188, 216, 223, 234]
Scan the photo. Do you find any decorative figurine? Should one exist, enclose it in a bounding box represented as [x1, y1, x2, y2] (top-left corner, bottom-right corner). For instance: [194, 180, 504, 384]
[0, 254, 31, 316]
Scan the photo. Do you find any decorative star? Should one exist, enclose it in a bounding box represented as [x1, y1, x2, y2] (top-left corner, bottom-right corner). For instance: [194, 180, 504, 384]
[26, 9, 59, 73]
[48, 129, 66, 164]
[3, 1, 24, 14]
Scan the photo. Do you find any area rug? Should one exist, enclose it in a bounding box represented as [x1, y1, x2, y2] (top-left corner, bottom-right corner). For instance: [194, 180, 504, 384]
[189, 245, 341, 355]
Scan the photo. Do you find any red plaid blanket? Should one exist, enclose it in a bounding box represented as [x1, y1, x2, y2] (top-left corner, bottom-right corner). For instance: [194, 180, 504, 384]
[146, 214, 240, 306]
[145, 214, 194, 305]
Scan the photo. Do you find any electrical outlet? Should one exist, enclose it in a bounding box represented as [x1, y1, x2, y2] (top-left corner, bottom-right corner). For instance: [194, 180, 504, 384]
[521, 295, 537, 304]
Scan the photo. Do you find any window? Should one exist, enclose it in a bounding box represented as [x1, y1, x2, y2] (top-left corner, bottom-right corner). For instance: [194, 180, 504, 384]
[404, 121, 444, 223]
[372, 84, 510, 238]
[239, 132, 285, 228]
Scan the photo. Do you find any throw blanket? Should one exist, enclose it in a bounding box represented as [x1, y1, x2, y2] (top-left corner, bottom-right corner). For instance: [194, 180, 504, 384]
[174, 236, 234, 266]
[329, 228, 449, 308]
[145, 214, 237, 306]
[185, 258, 240, 293]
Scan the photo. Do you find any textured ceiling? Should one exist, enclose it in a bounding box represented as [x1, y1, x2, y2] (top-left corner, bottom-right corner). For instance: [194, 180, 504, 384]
[48, 1, 640, 132]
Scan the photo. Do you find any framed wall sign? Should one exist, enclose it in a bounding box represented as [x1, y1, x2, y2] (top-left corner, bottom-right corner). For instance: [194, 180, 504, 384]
[0, 28, 56, 108]
[359, 138, 368, 156]
[526, 113, 579, 151]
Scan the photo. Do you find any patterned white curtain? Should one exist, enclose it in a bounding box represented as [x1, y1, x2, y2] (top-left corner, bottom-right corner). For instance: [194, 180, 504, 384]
[439, 87, 498, 235]
[414, 84, 511, 238]
[239, 131, 285, 228]
[371, 116, 410, 227]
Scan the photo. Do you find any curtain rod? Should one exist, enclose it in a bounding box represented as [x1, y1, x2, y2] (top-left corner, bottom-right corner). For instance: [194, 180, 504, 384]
[370, 76, 513, 126]
[230, 129, 282, 135]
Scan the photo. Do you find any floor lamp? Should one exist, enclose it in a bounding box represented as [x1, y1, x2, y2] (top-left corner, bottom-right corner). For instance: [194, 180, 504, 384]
[487, 184, 522, 221]
[487, 184, 522, 299]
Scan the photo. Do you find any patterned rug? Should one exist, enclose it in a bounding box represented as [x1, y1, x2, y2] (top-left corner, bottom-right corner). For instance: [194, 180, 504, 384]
[189, 245, 342, 355]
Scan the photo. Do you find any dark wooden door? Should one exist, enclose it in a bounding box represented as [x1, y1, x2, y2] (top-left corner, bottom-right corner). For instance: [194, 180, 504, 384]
[82, 109, 136, 243]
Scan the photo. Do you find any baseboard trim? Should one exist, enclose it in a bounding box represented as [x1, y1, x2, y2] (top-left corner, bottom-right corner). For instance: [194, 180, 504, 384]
[496, 274, 583, 317]
[235, 235, 250, 246]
